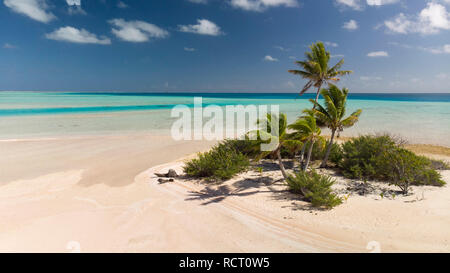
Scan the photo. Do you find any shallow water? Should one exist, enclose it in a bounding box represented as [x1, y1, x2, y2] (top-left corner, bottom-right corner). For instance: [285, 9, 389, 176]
[0, 92, 449, 146]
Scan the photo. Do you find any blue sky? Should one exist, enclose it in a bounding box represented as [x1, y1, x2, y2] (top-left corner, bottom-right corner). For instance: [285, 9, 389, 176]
[0, 0, 449, 93]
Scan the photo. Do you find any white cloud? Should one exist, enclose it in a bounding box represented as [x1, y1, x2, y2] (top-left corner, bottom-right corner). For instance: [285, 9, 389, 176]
[178, 19, 223, 36]
[4, 0, 55, 23]
[274, 45, 289, 51]
[109, 19, 169, 42]
[66, 0, 86, 15]
[324, 41, 339, 47]
[423, 44, 450, 54]
[66, 0, 80, 5]
[117, 1, 128, 8]
[335, 0, 363, 10]
[46, 26, 111, 45]
[184, 47, 196, 51]
[263, 55, 278, 62]
[366, 0, 399, 6]
[336, 0, 399, 10]
[229, 0, 298, 12]
[384, 2, 450, 34]
[343, 19, 358, 30]
[331, 54, 345, 58]
[367, 51, 389, 57]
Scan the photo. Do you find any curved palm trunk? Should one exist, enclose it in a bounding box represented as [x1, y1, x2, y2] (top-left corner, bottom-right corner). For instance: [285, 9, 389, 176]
[303, 140, 315, 171]
[276, 149, 289, 180]
[299, 141, 307, 165]
[321, 129, 336, 168]
[312, 85, 322, 110]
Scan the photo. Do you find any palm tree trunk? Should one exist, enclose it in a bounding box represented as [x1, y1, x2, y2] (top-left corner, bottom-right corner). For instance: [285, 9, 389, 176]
[299, 141, 307, 164]
[321, 129, 336, 168]
[276, 149, 289, 180]
[312, 85, 322, 110]
[303, 140, 315, 171]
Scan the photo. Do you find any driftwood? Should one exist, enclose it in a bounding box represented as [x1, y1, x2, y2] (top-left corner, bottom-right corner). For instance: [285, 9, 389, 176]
[155, 169, 178, 178]
[158, 178, 174, 184]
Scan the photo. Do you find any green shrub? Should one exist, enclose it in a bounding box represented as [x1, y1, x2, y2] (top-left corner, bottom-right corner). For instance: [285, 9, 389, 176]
[221, 138, 259, 158]
[339, 135, 445, 194]
[429, 159, 450, 170]
[339, 134, 397, 179]
[183, 141, 250, 181]
[287, 170, 342, 209]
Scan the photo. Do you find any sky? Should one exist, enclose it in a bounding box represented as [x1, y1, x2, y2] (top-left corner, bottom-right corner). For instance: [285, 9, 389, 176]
[0, 0, 449, 93]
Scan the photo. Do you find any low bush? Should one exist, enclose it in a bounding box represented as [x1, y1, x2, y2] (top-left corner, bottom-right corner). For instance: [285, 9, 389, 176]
[429, 159, 450, 170]
[339, 135, 445, 194]
[220, 138, 259, 158]
[183, 141, 250, 181]
[287, 170, 342, 209]
[385, 149, 445, 194]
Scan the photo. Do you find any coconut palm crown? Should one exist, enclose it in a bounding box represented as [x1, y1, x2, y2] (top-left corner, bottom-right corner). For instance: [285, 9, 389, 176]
[247, 113, 302, 180]
[309, 84, 362, 167]
[288, 41, 353, 103]
[288, 112, 324, 171]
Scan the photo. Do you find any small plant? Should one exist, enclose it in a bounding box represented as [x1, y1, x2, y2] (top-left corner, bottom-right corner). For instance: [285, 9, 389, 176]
[255, 167, 263, 174]
[183, 141, 250, 181]
[287, 170, 342, 209]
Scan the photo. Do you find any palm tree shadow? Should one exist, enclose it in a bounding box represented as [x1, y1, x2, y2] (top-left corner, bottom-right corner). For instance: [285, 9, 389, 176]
[185, 176, 286, 206]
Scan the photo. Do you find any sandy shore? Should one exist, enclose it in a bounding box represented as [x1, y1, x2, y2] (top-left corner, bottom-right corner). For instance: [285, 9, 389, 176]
[0, 134, 449, 252]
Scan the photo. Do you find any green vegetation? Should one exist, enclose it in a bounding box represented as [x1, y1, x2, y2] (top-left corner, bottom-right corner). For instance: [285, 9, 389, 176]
[183, 141, 250, 181]
[309, 84, 362, 167]
[288, 41, 352, 104]
[287, 170, 342, 209]
[288, 112, 323, 171]
[247, 113, 302, 179]
[339, 135, 445, 194]
[182, 41, 447, 209]
[429, 159, 450, 170]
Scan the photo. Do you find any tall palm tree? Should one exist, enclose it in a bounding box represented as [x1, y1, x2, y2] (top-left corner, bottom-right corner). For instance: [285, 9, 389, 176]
[288, 113, 323, 171]
[248, 113, 302, 180]
[309, 84, 362, 167]
[288, 41, 352, 106]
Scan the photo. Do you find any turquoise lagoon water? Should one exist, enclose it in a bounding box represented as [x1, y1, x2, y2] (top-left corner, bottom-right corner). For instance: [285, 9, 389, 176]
[0, 91, 449, 146]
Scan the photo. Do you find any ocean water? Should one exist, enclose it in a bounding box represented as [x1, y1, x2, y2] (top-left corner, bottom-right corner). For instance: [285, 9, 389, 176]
[0, 91, 449, 146]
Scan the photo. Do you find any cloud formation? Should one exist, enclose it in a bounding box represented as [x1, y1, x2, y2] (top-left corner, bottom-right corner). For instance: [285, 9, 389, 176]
[384, 2, 450, 34]
[336, 0, 399, 10]
[178, 19, 223, 36]
[109, 19, 169, 42]
[263, 55, 278, 62]
[46, 26, 111, 45]
[229, 0, 298, 12]
[4, 0, 55, 23]
[66, 0, 86, 15]
[342, 19, 358, 30]
[367, 51, 389, 57]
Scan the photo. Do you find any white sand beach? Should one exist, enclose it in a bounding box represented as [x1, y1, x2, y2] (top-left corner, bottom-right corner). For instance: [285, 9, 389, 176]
[0, 134, 449, 252]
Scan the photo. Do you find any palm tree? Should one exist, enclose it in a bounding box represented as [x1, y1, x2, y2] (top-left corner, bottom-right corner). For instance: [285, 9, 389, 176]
[309, 84, 362, 167]
[288, 41, 352, 106]
[248, 113, 302, 180]
[288, 113, 323, 171]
